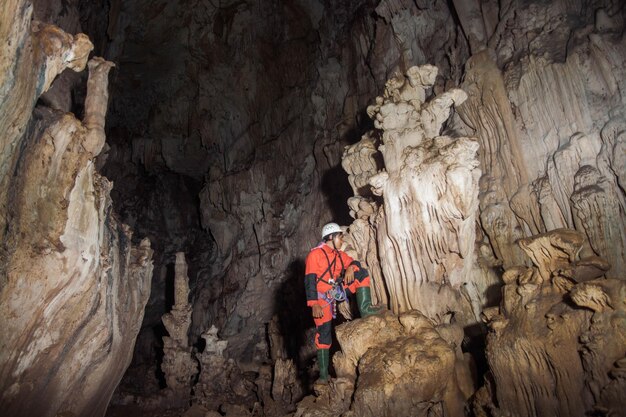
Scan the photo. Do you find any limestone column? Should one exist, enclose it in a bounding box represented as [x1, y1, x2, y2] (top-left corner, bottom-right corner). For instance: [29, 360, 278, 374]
[161, 252, 198, 406]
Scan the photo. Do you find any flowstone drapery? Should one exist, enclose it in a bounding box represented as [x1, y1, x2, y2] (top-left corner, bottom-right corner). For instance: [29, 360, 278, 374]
[0, 12, 94, 240]
[476, 229, 625, 417]
[342, 65, 495, 324]
[458, 42, 626, 277]
[161, 252, 198, 405]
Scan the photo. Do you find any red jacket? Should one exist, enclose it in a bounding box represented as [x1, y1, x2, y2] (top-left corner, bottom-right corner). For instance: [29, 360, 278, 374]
[304, 243, 360, 306]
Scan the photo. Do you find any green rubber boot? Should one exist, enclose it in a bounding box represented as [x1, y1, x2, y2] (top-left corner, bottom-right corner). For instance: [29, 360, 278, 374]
[356, 286, 382, 318]
[317, 348, 330, 382]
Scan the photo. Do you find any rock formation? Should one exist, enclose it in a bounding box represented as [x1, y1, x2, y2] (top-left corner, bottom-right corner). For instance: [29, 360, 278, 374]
[267, 315, 304, 413]
[161, 252, 198, 406]
[457, 3, 626, 274]
[342, 64, 496, 326]
[1, 0, 625, 416]
[0, 3, 93, 243]
[193, 325, 257, 414]
[0, 5, 153, 417]
[478, 229, 625, 417]
[296, 311, 467, 417]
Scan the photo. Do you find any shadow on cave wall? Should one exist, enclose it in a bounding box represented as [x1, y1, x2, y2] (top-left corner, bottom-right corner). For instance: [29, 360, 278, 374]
[461, 279, 504, 389]
[343, 108, 375, 145]
[272, 260, 355, 391]
[272, 259, 315, 386]
[320, 164, 353, 226]
[320, 109, 378, 227]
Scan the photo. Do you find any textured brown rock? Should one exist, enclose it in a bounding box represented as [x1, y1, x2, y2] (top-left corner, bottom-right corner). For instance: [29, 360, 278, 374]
[480, 229, 626, 417]
[296, 311, 465, 417]
[0, 3, 93, 242]
[161, 252, 198, 406]
[0, 6, 153, 416]
[271, 358, 303, 410]
[193, 326, 256, 413]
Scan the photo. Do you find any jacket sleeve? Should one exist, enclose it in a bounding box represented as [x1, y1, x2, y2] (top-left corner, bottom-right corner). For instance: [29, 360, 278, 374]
[304, 251, 320, 306]
[341, 251, 359, 271]
[343, 252, 369, 279]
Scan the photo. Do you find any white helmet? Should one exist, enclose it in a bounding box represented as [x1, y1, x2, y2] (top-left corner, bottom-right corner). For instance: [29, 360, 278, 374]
[321, 222, 342, 239]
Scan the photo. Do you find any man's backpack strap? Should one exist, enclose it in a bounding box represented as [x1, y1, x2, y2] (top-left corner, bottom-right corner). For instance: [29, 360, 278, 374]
[317, 248, 337, 284]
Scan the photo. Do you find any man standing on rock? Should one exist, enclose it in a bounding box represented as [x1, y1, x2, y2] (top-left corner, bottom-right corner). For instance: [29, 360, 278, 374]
[304, 222, 380, 383]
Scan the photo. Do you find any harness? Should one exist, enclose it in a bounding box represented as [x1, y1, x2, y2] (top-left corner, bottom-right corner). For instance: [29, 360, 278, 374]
[316, 246, 347, 318]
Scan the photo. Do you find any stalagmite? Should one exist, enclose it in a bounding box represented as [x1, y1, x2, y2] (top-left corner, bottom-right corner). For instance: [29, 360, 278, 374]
[193, 325, 256, 413]
[267, 315, 303, 413]
[161, 252, 198, 406]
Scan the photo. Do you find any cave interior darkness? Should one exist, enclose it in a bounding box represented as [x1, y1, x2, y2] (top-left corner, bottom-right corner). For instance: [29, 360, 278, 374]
[83, 0, 377, 397]
[3, 0, 625, 416]
[88, 0, 487, 404]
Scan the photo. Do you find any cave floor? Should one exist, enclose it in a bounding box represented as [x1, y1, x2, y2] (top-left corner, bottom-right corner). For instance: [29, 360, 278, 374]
[106, 404, 187, 417]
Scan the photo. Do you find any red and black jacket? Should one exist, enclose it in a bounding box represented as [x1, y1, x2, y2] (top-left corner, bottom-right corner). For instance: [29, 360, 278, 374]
[304, 243, 363, 306]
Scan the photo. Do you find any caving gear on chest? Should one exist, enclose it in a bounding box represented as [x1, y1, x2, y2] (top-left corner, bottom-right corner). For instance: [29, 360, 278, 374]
[316, 246, 346, 285]
[317, 247, 347, 318]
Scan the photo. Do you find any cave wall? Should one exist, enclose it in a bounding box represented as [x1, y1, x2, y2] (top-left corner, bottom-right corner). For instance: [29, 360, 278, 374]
[99, 0, 329, 363]
[338, 0, 625, 324]
[97, 0, 624, 403]
[193, 0, 474, 360]
[457, 0, 626, 274]
[1, 0, 624, 415]
[0, 2, 153, 416]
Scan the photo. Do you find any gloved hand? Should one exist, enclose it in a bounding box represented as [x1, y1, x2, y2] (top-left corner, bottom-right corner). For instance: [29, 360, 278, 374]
[312, 304, 324, 318]
[344, 265, 356, 284]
